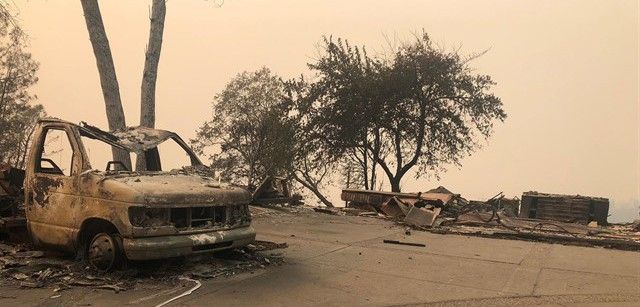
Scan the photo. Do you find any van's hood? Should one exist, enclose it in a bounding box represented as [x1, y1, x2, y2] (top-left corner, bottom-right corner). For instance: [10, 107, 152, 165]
[83, 172, 252, 205]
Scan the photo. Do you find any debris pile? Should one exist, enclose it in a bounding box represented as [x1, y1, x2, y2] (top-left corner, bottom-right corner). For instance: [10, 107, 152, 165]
[519, 192, 609, 225]
[340, 187, 467, 227]
[0, 240, 287, 292]
[441, 211, 640, 250]
[251, 176, 303, 207]
[0, 163, 24, 217]
[0, 164, 26, 237]
[336, 187, 640, 251]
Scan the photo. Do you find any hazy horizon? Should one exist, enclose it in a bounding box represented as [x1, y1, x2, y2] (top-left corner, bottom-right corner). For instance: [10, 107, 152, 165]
[14, 0, 639, 222]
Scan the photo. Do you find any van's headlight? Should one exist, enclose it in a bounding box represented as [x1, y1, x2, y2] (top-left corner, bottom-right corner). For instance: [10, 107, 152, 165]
[129, 207, 171, 227]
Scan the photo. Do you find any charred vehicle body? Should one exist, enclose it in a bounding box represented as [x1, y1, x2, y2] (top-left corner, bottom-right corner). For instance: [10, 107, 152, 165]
[23, 118, 255, 270]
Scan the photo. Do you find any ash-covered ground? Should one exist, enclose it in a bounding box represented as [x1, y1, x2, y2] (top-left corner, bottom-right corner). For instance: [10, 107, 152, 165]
[0, 239, 287, 293]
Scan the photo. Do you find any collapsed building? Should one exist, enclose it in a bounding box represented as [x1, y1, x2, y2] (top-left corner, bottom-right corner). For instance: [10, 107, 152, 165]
[336, 186, 637, 250]
[341, 188, 466, 211]
[341, 187, 611, 225]
[341, 187, 469, 227]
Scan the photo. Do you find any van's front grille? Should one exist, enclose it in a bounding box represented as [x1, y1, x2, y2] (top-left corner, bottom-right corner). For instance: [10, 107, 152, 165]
[170, 204, 250, 230]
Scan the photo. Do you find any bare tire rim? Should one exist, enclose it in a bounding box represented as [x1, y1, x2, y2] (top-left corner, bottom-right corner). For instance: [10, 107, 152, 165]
[88, 233, 116, 271]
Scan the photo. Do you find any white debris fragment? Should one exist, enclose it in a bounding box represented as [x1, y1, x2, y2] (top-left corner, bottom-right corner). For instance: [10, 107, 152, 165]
[155, 277, 202, 307]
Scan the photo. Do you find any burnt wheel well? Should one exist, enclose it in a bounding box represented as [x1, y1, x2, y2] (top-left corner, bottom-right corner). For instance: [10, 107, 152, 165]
[77, 218, 120, 251]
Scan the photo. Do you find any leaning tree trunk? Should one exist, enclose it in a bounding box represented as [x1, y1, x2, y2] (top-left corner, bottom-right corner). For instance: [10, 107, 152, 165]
[292, 172, 334, 207]
[80, 0, 131, 170]
[136, 0, 166, 171]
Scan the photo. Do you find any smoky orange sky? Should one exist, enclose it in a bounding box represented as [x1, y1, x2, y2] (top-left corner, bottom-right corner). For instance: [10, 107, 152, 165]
[14, 0, 639, 221]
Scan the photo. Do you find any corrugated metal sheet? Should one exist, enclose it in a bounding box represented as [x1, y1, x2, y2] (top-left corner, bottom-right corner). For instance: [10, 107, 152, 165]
[341, 189, 454, 209]
[519, 191, 609, 225]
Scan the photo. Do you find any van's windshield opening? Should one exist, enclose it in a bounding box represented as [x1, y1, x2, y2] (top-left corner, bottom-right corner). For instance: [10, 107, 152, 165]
[80, 136, 196, 172]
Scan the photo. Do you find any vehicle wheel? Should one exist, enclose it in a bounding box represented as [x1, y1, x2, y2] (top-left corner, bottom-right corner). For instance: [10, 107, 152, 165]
[87, 232, 124, 271]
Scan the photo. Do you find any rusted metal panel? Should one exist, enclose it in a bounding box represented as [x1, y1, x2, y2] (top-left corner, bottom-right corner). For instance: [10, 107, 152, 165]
[404, 206, 441, 227]
[519, 191, 609, 225]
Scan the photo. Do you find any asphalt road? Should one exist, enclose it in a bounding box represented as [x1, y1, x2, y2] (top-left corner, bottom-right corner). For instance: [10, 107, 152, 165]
[1, 207, 638, 306]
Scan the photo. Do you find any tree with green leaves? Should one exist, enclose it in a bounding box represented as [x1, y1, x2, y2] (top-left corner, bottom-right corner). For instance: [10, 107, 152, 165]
[192, 68, 335, 207]
[284, 77, 336, 206]
[0, 3, 44, 168]
[306, 37, 387, 191]
[191, 68, 296, 188]
[309, 33, 506, 192]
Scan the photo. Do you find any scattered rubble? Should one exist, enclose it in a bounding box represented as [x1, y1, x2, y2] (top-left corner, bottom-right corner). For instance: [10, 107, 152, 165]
[251, 176, 303, 206]
[335, 187, 640, 251]
[312, 207, 342, 215]
[442, 211, 640, 250]
[0, 239, 288, 292]
[341, 188, 466, 212]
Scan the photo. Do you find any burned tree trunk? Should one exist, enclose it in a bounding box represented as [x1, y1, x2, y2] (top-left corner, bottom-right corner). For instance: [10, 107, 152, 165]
[389, 177, 401, 193]
[292, 173, 334, 207]
[140, 0, 165, 129]
[80, 0, 131, 170]
[291, 162, 334, 208]
[136, 0, 166, 171]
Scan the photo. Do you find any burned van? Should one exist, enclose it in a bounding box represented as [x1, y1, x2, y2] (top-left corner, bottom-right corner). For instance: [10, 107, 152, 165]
[23, 118, 255, 270]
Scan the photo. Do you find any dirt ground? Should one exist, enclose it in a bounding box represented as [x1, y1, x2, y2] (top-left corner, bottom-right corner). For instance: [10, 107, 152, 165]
[0, 206, 638, 306]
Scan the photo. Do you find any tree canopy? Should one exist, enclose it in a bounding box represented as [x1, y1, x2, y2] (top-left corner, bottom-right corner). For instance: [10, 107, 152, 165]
[307, 33, 506, 192]
[192, 68, 336, 206]
[193, 32, 506, 206]
[191, 68, 297, 188]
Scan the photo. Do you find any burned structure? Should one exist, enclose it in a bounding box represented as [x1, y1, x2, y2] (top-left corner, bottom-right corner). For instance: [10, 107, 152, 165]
[335, 187, 637, 250]
[341, 188, 468, 227]
[341, 188, 466, 211]
[251, 176, 302, 206]
[519, 192, 609, 225]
